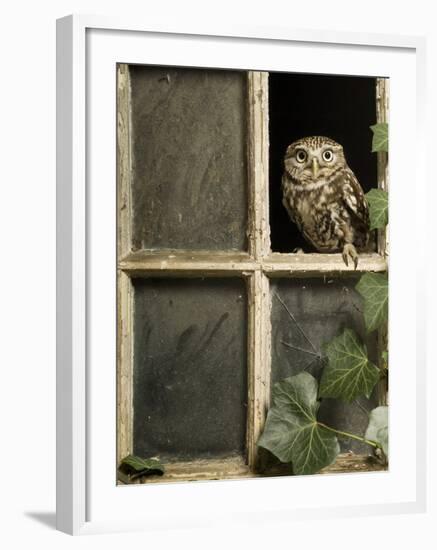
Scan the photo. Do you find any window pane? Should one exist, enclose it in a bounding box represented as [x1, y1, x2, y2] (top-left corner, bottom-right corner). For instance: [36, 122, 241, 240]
[271, 277, 379, 454]
[132, 278, 247, 461]
[128, 65, 248, 251]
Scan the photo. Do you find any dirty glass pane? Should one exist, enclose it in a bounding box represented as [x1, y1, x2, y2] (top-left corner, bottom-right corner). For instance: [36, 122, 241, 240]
[128, 65, 248, 251]
[132, 278, 247, 461]
[270, 277, 379, 453]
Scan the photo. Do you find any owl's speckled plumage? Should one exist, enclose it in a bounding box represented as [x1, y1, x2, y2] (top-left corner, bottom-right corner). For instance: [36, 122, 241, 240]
[281, 136, 370, 267]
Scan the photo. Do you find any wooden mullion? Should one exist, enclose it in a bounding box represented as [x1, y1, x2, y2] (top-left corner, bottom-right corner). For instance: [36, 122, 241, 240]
[247, 269, 271, 469]
[117, 272, 134, 464]
[376, 77, 389, 258]
[119, 250, 256, 276]
[246, 71, 271, 471]
[116, 63, 134, 466]
[248, 71, 270, 260]
[120, 269, 255, 279]
[262, 252, 387, 276]
[376, 77, 389, 407]
[117, 63, 132, 258]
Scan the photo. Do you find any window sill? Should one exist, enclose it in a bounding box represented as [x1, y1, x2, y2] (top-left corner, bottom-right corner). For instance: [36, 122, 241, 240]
[117, 453, 387, 485]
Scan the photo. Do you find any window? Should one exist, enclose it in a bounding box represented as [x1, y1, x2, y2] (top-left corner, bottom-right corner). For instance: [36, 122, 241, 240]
[117, 64, 388, 483]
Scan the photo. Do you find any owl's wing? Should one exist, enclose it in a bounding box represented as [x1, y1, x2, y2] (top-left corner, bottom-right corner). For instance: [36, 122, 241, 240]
[282, 175, 298, 225]
[340, 168, 369, 228]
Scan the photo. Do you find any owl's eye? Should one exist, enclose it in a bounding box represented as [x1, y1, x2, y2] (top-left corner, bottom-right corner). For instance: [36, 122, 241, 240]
[296, 149, 307, 163]
[322, 149, 334, 162]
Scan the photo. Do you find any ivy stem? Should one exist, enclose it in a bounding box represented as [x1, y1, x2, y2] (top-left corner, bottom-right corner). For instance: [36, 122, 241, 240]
[281, 341, 321, 358]
[317, 421, 381, 449]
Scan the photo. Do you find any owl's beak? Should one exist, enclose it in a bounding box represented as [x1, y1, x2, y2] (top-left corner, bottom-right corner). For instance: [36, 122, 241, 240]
[312, 157, 320, 179]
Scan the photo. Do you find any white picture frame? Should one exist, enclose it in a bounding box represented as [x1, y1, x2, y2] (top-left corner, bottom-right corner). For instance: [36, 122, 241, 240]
[56, 14, 427, 535]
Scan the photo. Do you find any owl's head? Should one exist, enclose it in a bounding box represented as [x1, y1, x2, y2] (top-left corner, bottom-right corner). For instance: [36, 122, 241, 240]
[284, 136, 346, 185]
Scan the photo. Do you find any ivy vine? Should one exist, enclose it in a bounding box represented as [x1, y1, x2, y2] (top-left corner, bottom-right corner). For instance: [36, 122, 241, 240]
[117, 454, 165, 483]
[258, 123, 390, 475]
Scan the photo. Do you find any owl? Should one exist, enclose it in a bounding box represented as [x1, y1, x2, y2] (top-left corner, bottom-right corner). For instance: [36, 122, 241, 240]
[281, 136, 370, 268]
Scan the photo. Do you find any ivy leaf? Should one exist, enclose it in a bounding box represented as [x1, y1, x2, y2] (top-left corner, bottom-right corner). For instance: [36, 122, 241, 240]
[319, 329, 380, 401]
[365, 406, 388, 456]
[258, 372, 340, 475]
[366, 188, 388, 230]
[356, 273, 389, 332]
[370, 122, 388, 152]
[118, 455, 165, 480]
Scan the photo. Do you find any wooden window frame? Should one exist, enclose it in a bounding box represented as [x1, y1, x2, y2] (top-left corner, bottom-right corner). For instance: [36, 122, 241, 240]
[116, 65, 389, 482]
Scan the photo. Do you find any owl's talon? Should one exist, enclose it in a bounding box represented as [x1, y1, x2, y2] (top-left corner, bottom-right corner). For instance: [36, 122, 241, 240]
[292, 247, 304, 254]
[342, 243, 359, 269]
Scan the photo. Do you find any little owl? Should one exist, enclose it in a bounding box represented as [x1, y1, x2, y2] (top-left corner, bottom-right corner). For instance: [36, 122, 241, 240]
[282, 136, 370, 268]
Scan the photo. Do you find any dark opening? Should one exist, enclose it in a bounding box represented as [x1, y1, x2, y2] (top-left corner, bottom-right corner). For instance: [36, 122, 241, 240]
[269, 73, 379, 253]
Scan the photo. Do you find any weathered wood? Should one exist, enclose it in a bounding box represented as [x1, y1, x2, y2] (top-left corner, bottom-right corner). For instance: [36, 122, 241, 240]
[321, 453, 387, 474]
[119, 251, 387, 277]
[118, 453, 386, 484]
[119, 250, 255, 276]
[117, 64, 132, 258]
[247, 270, 271, 469]
[376, 78, 389, 406]
[263, 252, 387, 276]
[118, 456, 251, 484]
[376, 77, 389, 258]
[116, 64, 134, 465]
[248, 72, 270, 259]
[261, 453, 387, 477]
[117, 271, 133, 464]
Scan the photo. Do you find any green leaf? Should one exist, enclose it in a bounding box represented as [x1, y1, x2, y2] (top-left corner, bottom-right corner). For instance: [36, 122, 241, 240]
[366, 188, 389, 230]
[319, 329, 380, 401]
[258, 373, 340, 475]
[370, 122, 388, 152]
[356, 273, 389, 332]
[118, 455, 165, 480]
[365, 406, 388, 456]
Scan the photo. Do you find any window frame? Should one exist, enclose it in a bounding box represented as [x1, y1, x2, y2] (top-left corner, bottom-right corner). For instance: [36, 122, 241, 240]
[116, 64, 389, 482]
